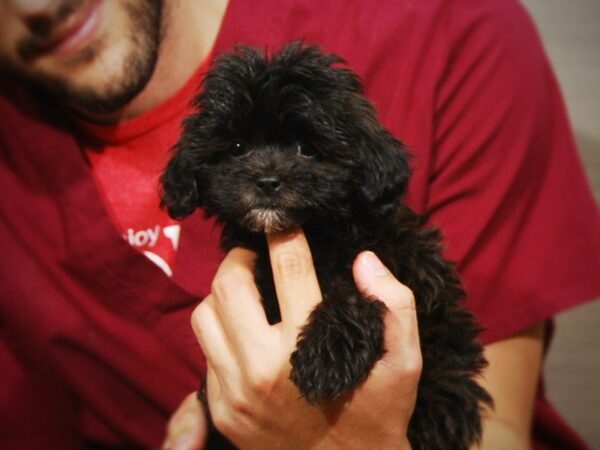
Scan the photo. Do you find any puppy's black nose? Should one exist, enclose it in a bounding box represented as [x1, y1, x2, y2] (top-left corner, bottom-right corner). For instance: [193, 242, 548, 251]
[257, 175, 282, 195]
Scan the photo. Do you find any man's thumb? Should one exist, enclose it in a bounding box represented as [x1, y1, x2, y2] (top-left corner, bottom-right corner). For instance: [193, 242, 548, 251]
[162, 392, 207, 450]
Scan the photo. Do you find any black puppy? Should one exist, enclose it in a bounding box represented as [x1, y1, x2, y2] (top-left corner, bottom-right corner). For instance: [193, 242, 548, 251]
[161, 42, 492, 450]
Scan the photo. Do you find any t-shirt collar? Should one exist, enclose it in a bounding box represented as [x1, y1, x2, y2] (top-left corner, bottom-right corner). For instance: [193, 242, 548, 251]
[73, 53, 212, 145]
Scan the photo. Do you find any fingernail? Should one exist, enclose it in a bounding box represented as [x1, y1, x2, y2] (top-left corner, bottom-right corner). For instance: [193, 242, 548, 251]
[362, 251, 389, 276]
[171, 433, 196, 450]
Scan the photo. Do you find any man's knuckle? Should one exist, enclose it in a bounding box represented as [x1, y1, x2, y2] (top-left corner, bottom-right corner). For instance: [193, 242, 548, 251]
[212, 269, 252, 298]
[247, 366, 276, 394]
[387, 285, 416, 312]
[228, 391, 252, 416]
[403, 353, 423, 378]
[190, 302, 209, 333]
[379, 351, 422, 388]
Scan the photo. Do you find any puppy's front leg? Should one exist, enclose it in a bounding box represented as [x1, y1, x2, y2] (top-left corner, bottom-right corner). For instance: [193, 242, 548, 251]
[290, 284, 387, 403]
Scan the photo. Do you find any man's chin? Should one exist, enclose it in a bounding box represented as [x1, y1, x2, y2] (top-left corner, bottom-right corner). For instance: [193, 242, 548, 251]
[32, 48, 156, 118]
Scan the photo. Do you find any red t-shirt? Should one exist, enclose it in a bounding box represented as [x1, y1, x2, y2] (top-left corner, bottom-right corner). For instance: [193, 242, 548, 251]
[1, 0, 599, 449]
[75, 56, 211, 277]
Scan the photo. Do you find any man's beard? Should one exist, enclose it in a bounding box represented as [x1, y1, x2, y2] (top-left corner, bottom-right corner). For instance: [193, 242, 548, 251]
[27, 0, 163, 117]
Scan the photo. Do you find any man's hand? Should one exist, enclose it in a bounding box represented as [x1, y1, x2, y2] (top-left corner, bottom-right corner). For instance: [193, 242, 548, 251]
[163, 229, 421, 449]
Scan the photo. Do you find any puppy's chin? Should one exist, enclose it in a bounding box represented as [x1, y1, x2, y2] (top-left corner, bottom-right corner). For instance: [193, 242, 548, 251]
[242, 208, 297, 233]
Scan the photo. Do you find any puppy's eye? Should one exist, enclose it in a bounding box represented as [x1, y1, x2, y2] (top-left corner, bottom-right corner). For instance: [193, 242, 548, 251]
[296, 143, 317, 159]
[229, 141, 247, 157]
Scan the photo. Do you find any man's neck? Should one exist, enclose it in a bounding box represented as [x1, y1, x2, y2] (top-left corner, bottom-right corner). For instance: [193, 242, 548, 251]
[84, 0, 228, 124]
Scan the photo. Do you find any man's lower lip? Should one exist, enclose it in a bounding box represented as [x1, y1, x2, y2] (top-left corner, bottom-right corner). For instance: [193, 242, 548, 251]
[52, 0, 102, 56]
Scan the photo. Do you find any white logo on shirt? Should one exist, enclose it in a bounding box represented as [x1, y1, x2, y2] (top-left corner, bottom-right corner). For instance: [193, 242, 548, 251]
[143, 251, 173, 277]
[123, 224, 182, 277]
[124, 225, 160, 248]
[123, 224, 181, 250]
[162, 224, 181, 250]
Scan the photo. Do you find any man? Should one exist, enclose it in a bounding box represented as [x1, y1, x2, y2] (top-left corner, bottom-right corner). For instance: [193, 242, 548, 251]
[1, 0, 598, 449]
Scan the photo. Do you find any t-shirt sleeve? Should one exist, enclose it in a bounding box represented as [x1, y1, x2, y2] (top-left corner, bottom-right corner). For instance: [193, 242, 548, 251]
[428, 0, 600, 344]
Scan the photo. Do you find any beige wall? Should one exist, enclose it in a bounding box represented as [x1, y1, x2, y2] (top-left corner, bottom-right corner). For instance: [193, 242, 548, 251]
[520, 1, 600, 446]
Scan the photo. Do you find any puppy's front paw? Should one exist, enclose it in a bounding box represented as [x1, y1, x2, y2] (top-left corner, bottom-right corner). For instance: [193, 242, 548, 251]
[290, 296, 386, 403]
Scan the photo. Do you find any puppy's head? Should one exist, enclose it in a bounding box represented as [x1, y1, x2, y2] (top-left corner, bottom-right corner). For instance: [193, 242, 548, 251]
[161, 42, 410, 232]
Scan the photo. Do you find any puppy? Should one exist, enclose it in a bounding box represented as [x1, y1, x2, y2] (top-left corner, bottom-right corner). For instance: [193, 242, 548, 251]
[161, 42, 492, 450]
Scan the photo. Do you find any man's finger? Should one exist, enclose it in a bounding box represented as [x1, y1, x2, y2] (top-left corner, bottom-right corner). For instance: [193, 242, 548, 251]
[266, 229, 322, 329]
[352, 251, 422, 377]
[191, 298, 238, 384]
[210, 247, 272, 353]
[162, 392, 207, 450]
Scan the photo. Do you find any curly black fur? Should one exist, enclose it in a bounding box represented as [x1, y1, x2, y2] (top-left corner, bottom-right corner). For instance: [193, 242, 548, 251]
[161, 42, 492, 450]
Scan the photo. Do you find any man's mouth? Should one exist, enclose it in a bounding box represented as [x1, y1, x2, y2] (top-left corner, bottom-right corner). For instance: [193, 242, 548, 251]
[19, 0, 102, 62]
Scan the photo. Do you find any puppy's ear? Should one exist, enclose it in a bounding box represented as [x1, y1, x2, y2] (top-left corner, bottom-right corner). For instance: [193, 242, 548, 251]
[160, 142, 201, 220]
[355, 116, 411, 212]
[318, 56, 411, 213]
